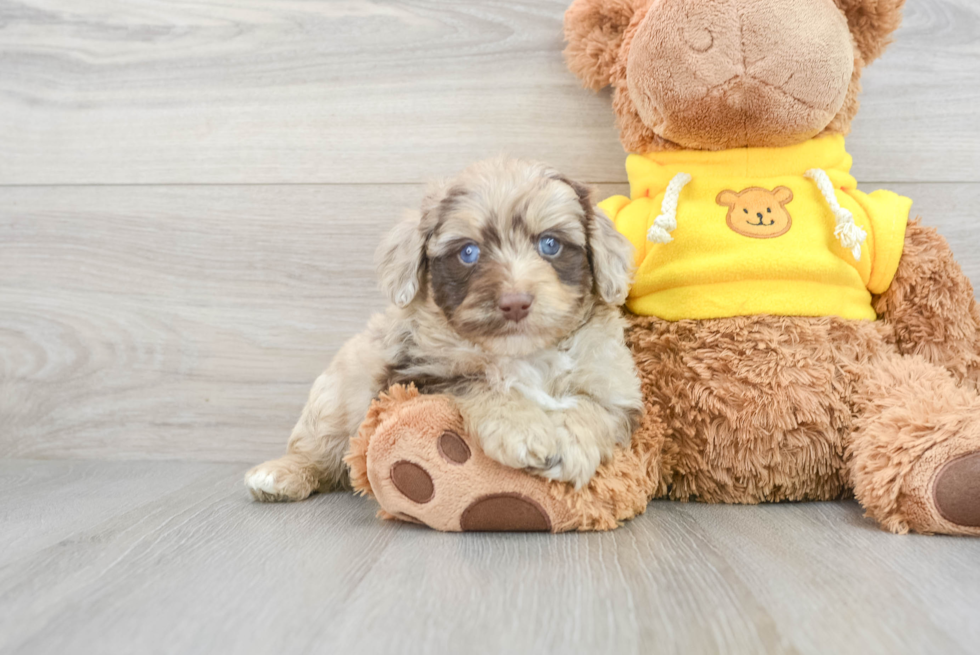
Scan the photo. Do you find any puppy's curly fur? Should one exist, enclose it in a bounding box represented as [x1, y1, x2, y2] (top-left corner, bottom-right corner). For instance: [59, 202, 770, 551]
[246, 159, 643, 500]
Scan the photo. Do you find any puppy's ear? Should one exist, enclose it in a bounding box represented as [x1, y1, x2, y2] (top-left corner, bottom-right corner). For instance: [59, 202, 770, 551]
[833, 0, 905, 64]
[375, 210, 429, 308]
[554, 175, 634, 305]
[564, 0, 649, 90]
[589, 206, 634, 305]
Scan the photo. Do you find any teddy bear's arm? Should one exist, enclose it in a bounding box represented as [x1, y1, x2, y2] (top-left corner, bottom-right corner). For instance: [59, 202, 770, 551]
[873, 220, 980, 387]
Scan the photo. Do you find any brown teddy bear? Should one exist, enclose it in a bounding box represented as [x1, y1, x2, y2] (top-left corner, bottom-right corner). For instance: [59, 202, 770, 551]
[346, 0, 980, 535]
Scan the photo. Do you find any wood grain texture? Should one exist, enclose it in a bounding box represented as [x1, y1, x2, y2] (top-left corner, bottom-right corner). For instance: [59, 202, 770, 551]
[5, 183, 979, 461]
[0, 0, 978, 185]
[1, 460, 978, 655]
[0, 459, 223, 565]
[0, 184, 396, 461]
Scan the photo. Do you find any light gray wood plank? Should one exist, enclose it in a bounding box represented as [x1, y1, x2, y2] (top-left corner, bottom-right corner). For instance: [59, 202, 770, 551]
[0, 184, 399, 462]
[849, 0, 980, 183]
[0, 0, 977, 186]
[677, 502, 980, 655]
[0, 459, 224, 565]
[4, 183, 980, 462]
[1, 460, 978, 655]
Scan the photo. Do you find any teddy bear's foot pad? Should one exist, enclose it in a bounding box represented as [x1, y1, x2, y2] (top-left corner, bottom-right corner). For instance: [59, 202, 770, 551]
[349, 391, 576, 533]
[380, 425, 565, 532]
[395, 431, 552, 530]
[459, 493, 552, 532]
[933, 451, 980, 527]
[389, 461, 435, 503]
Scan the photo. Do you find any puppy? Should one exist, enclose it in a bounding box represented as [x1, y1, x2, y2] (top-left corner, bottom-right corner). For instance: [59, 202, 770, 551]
[246, 158, 643, 501]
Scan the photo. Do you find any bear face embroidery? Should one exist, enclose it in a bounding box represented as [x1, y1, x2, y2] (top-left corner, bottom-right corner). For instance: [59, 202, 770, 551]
[716, 187, 794, 239]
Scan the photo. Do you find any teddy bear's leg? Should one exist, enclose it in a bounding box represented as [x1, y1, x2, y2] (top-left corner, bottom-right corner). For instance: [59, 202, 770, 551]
[345, 386, 664, 532]
[848, 351, 980, 535]
[874, 220, 980, 389]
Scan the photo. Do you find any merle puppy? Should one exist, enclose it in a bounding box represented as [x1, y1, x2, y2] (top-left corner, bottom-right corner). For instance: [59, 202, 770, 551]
[246, 158, 643, 500]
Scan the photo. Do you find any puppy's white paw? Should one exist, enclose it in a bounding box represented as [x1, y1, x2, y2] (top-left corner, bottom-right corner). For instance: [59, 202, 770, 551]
[535, 427, 602, 489]
[245, 458, 317, 502]
[246, 468, 280, 497]
[475, 419, 602, 489]
[477, 418, 563, 473]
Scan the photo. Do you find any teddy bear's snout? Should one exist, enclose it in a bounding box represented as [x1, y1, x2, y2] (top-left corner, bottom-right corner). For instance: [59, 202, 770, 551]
[625, 0, 855, 149]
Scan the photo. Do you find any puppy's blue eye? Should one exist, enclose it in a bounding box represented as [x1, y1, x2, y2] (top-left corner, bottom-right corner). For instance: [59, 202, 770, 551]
[459, 243, 480, 265]
[538, 236, 561, 257]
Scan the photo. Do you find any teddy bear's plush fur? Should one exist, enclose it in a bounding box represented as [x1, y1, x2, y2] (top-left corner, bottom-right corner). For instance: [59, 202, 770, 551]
[347, 0, 980, 535]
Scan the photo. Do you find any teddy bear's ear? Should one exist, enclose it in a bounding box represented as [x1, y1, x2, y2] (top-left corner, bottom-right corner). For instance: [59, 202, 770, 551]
[834, 0, 906, 65]
[716, 190, 738, 207]
[773, 187, 794, 205]
[563, 0, 649, 90]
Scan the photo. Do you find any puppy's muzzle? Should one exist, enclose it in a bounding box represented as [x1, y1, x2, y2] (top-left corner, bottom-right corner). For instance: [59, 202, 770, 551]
[499, 293, 534, 323]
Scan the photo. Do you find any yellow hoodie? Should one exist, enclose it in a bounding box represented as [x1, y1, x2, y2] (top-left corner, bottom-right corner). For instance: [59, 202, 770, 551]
[599, 135, 912, 321]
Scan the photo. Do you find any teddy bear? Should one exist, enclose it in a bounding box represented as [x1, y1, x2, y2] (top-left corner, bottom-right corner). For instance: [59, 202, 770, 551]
[345, 0, 980, 535]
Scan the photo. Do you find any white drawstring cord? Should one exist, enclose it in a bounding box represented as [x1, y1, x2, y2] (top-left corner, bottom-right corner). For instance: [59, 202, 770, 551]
[647, 172, 692, 244]
[805, 168, 866, 261]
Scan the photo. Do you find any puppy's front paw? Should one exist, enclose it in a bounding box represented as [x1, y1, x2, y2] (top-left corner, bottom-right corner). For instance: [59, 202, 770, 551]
[535, 427, 602, 490]
[475, 419, 602, 489]
[245, 457, 317, 502]
[477, 418, 563, 474]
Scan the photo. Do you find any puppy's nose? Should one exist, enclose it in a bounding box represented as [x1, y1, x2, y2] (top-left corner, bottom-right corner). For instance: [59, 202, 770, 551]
[757, 212, 764, 219]
[499, 293, 534, 323]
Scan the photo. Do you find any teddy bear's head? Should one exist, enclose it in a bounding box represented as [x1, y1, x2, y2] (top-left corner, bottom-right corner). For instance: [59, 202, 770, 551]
[564, 0, 905, 152]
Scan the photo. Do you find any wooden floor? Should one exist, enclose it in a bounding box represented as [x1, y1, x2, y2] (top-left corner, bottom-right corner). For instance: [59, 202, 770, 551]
[2, 460, 979, 655]
[2, 1, 980, 653]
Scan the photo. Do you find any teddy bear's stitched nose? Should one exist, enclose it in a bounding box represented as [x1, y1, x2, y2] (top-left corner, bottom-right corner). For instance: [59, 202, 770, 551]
[625, 0, 855, 149]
